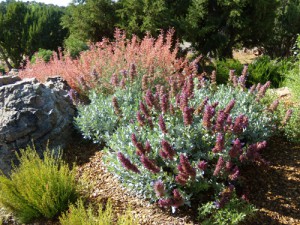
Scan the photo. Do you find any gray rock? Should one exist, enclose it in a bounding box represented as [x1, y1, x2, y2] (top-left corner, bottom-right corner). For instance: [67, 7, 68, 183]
[0, 76, 76, 175]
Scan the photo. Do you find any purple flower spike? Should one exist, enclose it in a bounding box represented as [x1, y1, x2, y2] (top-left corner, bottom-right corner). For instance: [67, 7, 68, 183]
[224, 99, 235, 116]
[131, 133, 145, 155]
[268, 99, 279, 112]
[203, 105, 215, 129]
[229, 138, 242, 158]
[215, 110, 226, 132]
[180, 92, 188, 110]
[183, 107, 194, 126]
[160, 94, 169, 114]
[140, 155, 160, 174]
[136, 111, 145, 127]
[154, 180, 165, 197]
[179, 154, 196, 178]
[198, 160, 208, 171]
[160, 139, 175, 159]
[159, 114, 168, 133]
[112, 96, 122, 116]
[110, 73, 118, 86]
[145, 89, 155, 108]
[140, 101, 150, 118]
[145, 140, 152, 153]
[213, 156, 224, 176]
[186, 75, 194, 98]
[172, 189, 184, 208]
[212, 133, 225, 153]
[229, 166, 240, 180]
[282, 109, 293, 125]
[117, 152, 140, 174]
[175, 174, 188, 186]
[232, 115, 248, 134]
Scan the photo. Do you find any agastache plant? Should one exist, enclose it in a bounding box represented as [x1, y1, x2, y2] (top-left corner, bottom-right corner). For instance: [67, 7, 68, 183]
[99, 70, 277, 212]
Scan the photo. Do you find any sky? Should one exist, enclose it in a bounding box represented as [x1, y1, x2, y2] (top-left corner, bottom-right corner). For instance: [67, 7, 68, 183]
[0, 0, 73, 7]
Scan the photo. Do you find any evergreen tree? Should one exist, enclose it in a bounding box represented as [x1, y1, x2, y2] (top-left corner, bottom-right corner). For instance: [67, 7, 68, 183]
[0, 1, 67, 69]
[184, 0, 278, 58]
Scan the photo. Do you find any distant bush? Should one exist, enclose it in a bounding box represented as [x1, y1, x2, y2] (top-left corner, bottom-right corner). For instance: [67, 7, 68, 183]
[0, 65, 5, 75]
[213, 56, 293, 88]
[0, 146, 78, 224]
[215, 59, 243, 84]
[64, 35, 89, 59]
[283, 36, 300, 102]
[30, 48, 54, 64]
[278, 104, 300, 143]
[248, 55, 293, 88]
[59, 199, 137, 225]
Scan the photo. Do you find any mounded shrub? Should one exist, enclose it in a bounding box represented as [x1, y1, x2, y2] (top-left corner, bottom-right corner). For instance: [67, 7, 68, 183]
[98, 71, 283, 213]
[0, 146, 78, 224]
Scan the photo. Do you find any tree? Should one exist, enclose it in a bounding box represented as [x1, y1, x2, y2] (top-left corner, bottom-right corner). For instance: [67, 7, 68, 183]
[0, 1, 28, 69]
[116, 0, 169, 37]
[62, 0, 117, 44]
[184, 0, 278, 58]
[265, 0, 300, 57]
[0, 1, 67, 69]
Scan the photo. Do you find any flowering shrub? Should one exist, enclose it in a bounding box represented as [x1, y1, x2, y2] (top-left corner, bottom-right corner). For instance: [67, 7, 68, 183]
[75, 82, 143, 143]
[19, 29, 188, 96]
[99, 70, 282, 211]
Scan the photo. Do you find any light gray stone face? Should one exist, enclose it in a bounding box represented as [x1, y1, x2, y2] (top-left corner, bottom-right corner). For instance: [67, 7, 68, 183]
[0, 76, 76, 175]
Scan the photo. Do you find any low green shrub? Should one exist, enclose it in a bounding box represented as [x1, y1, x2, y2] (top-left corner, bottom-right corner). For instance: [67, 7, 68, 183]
[278, 104, 300, 143]
[248, 55, 293, 88]
[0, 65, 5, 75]
[64, 35, 89, 59]
[30, 48, 54, 64]
[214, 59, 244, 84]
[198, 191, 256, 225]
[283, 39, 300, 102]
[0, 146, 78, 224]
[59, 199, 137, 225]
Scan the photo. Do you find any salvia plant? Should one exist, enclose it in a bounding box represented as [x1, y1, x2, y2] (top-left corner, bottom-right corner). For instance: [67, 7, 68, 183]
[100, 66, 292, 211]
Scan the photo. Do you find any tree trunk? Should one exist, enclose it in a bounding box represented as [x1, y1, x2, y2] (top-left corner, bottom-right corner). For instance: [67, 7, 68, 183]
[0, 45, 13, 71]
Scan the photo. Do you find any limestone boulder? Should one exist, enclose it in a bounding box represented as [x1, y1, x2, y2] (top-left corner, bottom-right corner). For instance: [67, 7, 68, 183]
[0, 76, 76, 174]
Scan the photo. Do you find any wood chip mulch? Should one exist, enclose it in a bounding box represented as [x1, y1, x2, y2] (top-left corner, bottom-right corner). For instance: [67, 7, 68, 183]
[70, 134, 300, 225]
[1, 132, 299, 225]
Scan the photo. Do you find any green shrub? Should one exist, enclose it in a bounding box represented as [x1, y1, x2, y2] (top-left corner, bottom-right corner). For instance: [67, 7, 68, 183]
[30, 48, 54, 64]
[0, 65, 5, 75]
[59, 199, 137, 225]
[198, 192, 256, 225]
[0, 146, 78, 224]
[283, 36, 300, 102]
[101, 76, 279, 210]
[248, 55, 293, 88]
[215, 59, 244, 84]
[64, 35, 89, 59]
[278, 104, 300, 143]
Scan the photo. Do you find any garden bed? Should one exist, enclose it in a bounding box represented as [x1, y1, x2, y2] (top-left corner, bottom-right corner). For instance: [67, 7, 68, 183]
[61, 134, 300, 225]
